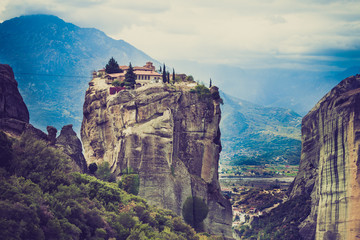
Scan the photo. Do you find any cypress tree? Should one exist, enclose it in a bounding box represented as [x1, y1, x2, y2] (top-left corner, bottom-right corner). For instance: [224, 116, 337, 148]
[124, 63, 136, 89]
[105, 57, 122, 74]
[162, 64, 167, 83]
[172, 68, 176, 82]
[209, 78, 212, 88]
[167, 72, 170, 83]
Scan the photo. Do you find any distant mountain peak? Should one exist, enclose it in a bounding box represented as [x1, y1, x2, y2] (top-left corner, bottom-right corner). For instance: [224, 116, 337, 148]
[0, 14, 159, 133]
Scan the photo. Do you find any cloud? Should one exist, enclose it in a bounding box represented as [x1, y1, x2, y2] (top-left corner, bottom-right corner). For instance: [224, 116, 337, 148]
[1, 0, 359, 71]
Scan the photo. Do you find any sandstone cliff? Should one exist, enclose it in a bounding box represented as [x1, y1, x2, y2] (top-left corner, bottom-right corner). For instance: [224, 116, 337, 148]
[81, 79, 233, 238]
[289, 74, 360, 240]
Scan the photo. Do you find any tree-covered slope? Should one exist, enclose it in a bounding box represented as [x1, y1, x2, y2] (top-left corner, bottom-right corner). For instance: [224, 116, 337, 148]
[0, 131, 219, 240]
[220, 91, 302, 166]
[0, 14, 159, 133]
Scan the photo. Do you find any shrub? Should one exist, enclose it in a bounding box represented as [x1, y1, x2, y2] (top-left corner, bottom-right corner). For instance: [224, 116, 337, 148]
[11, 132, 70, 192]
[89, 163, 98, 174]
[190, 84, 211, 101]
[182, 196, 209, 232]
[185, 75, 194, 82]
[118, 174, 140, 195]
[96, 162, 116, 182]
[112, 80, 123, 87]
[0, 131, 13, 170]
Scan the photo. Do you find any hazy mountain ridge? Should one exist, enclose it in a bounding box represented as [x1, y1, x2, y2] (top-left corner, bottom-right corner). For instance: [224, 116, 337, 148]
[0, 14, 159, 133]
[220, 91, 302, 165]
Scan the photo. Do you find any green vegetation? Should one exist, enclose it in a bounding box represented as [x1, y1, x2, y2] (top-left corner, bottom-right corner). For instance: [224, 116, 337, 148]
[105, 57, 122, 74]
[185, 75, 195, 82]
[124, 63, 136, 89]
[96, 162, 116, 182]
[220, 164, 298, 178]
[182, 196, 209, 232]
[162, 64, 168, 83]
[236, 195, 311, 239]
[88, 163, 98, 174]
[190, 84, 223, 104]
[112, 80, 123, 87]
[0, 131, 13, 170]
[118, 174, 140, 195]
[0, 132, 217, 240]
[190, 84, 211, 100]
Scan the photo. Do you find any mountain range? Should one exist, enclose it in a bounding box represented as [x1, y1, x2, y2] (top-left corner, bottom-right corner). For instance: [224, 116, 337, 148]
[1, 14, 304, 167]
[220, 91, 302, 165]
[0, 14, 159, 133]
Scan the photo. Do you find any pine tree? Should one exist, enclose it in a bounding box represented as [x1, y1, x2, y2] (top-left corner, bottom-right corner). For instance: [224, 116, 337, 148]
[162, 64, 167, 83]
[105, 57, 122, 74]
[209, 78, 212, 88]
[124, 63, 136, 89]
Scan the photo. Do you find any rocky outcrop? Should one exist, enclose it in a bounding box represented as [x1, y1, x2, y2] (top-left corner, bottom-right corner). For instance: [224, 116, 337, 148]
[0, 64, 87, 173]
[81, 79, 232, 238]
[0, 64, 29, 122]
[0, 63, 46, 139]
[47, 126, 57, 145]
[56, 124, 87, 173]
[289, 74, 360, 240]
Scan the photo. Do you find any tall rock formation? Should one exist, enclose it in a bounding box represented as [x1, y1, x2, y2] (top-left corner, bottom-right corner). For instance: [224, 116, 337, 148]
[56, 124, 88, 173]
[289, 74, 360, 240]
[0, 63, 45, 139]
[0, 64, 87, 173]
[81, 79, 233, 238]
[0, 64, 29, 122]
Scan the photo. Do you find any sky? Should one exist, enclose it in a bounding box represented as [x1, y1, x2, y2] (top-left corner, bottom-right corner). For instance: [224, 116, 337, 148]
[1, 0, 360, 114]
[1, 0, 359, 71]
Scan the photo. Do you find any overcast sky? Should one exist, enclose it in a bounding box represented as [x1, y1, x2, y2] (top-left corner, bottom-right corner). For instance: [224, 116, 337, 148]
[1, 0, 359, 71]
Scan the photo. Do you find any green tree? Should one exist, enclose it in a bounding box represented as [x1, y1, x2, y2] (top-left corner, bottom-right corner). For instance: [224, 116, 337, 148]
[96, 162, 116, 182]
[105, 57, 122, 74]
[89, 163, 98, 174]
[182, 196, 209, 232]
[118, 174, 140, 195]
[124, 63, 136, 89]
[209, 78, 212, 88]
[185, 75, 194, 82]
[172, 68, 176, 82]
[0, 131, 12, 170]
[162, 64, 167, 83]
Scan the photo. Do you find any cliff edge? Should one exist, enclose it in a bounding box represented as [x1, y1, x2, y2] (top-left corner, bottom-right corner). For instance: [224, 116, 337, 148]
[0, 64, 87, 173]
[289, 74, 360, 240]
[81, 78, 233, 238]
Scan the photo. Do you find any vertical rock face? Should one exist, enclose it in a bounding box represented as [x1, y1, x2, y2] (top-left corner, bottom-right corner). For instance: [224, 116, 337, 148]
[289, 74, 360, 240]
[0, 64, 87, 173]
[0, 63, 46, 139]
[81, 80, 232, 238]
[0, 64, 29, 123]
[56, 124, 88, 173]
